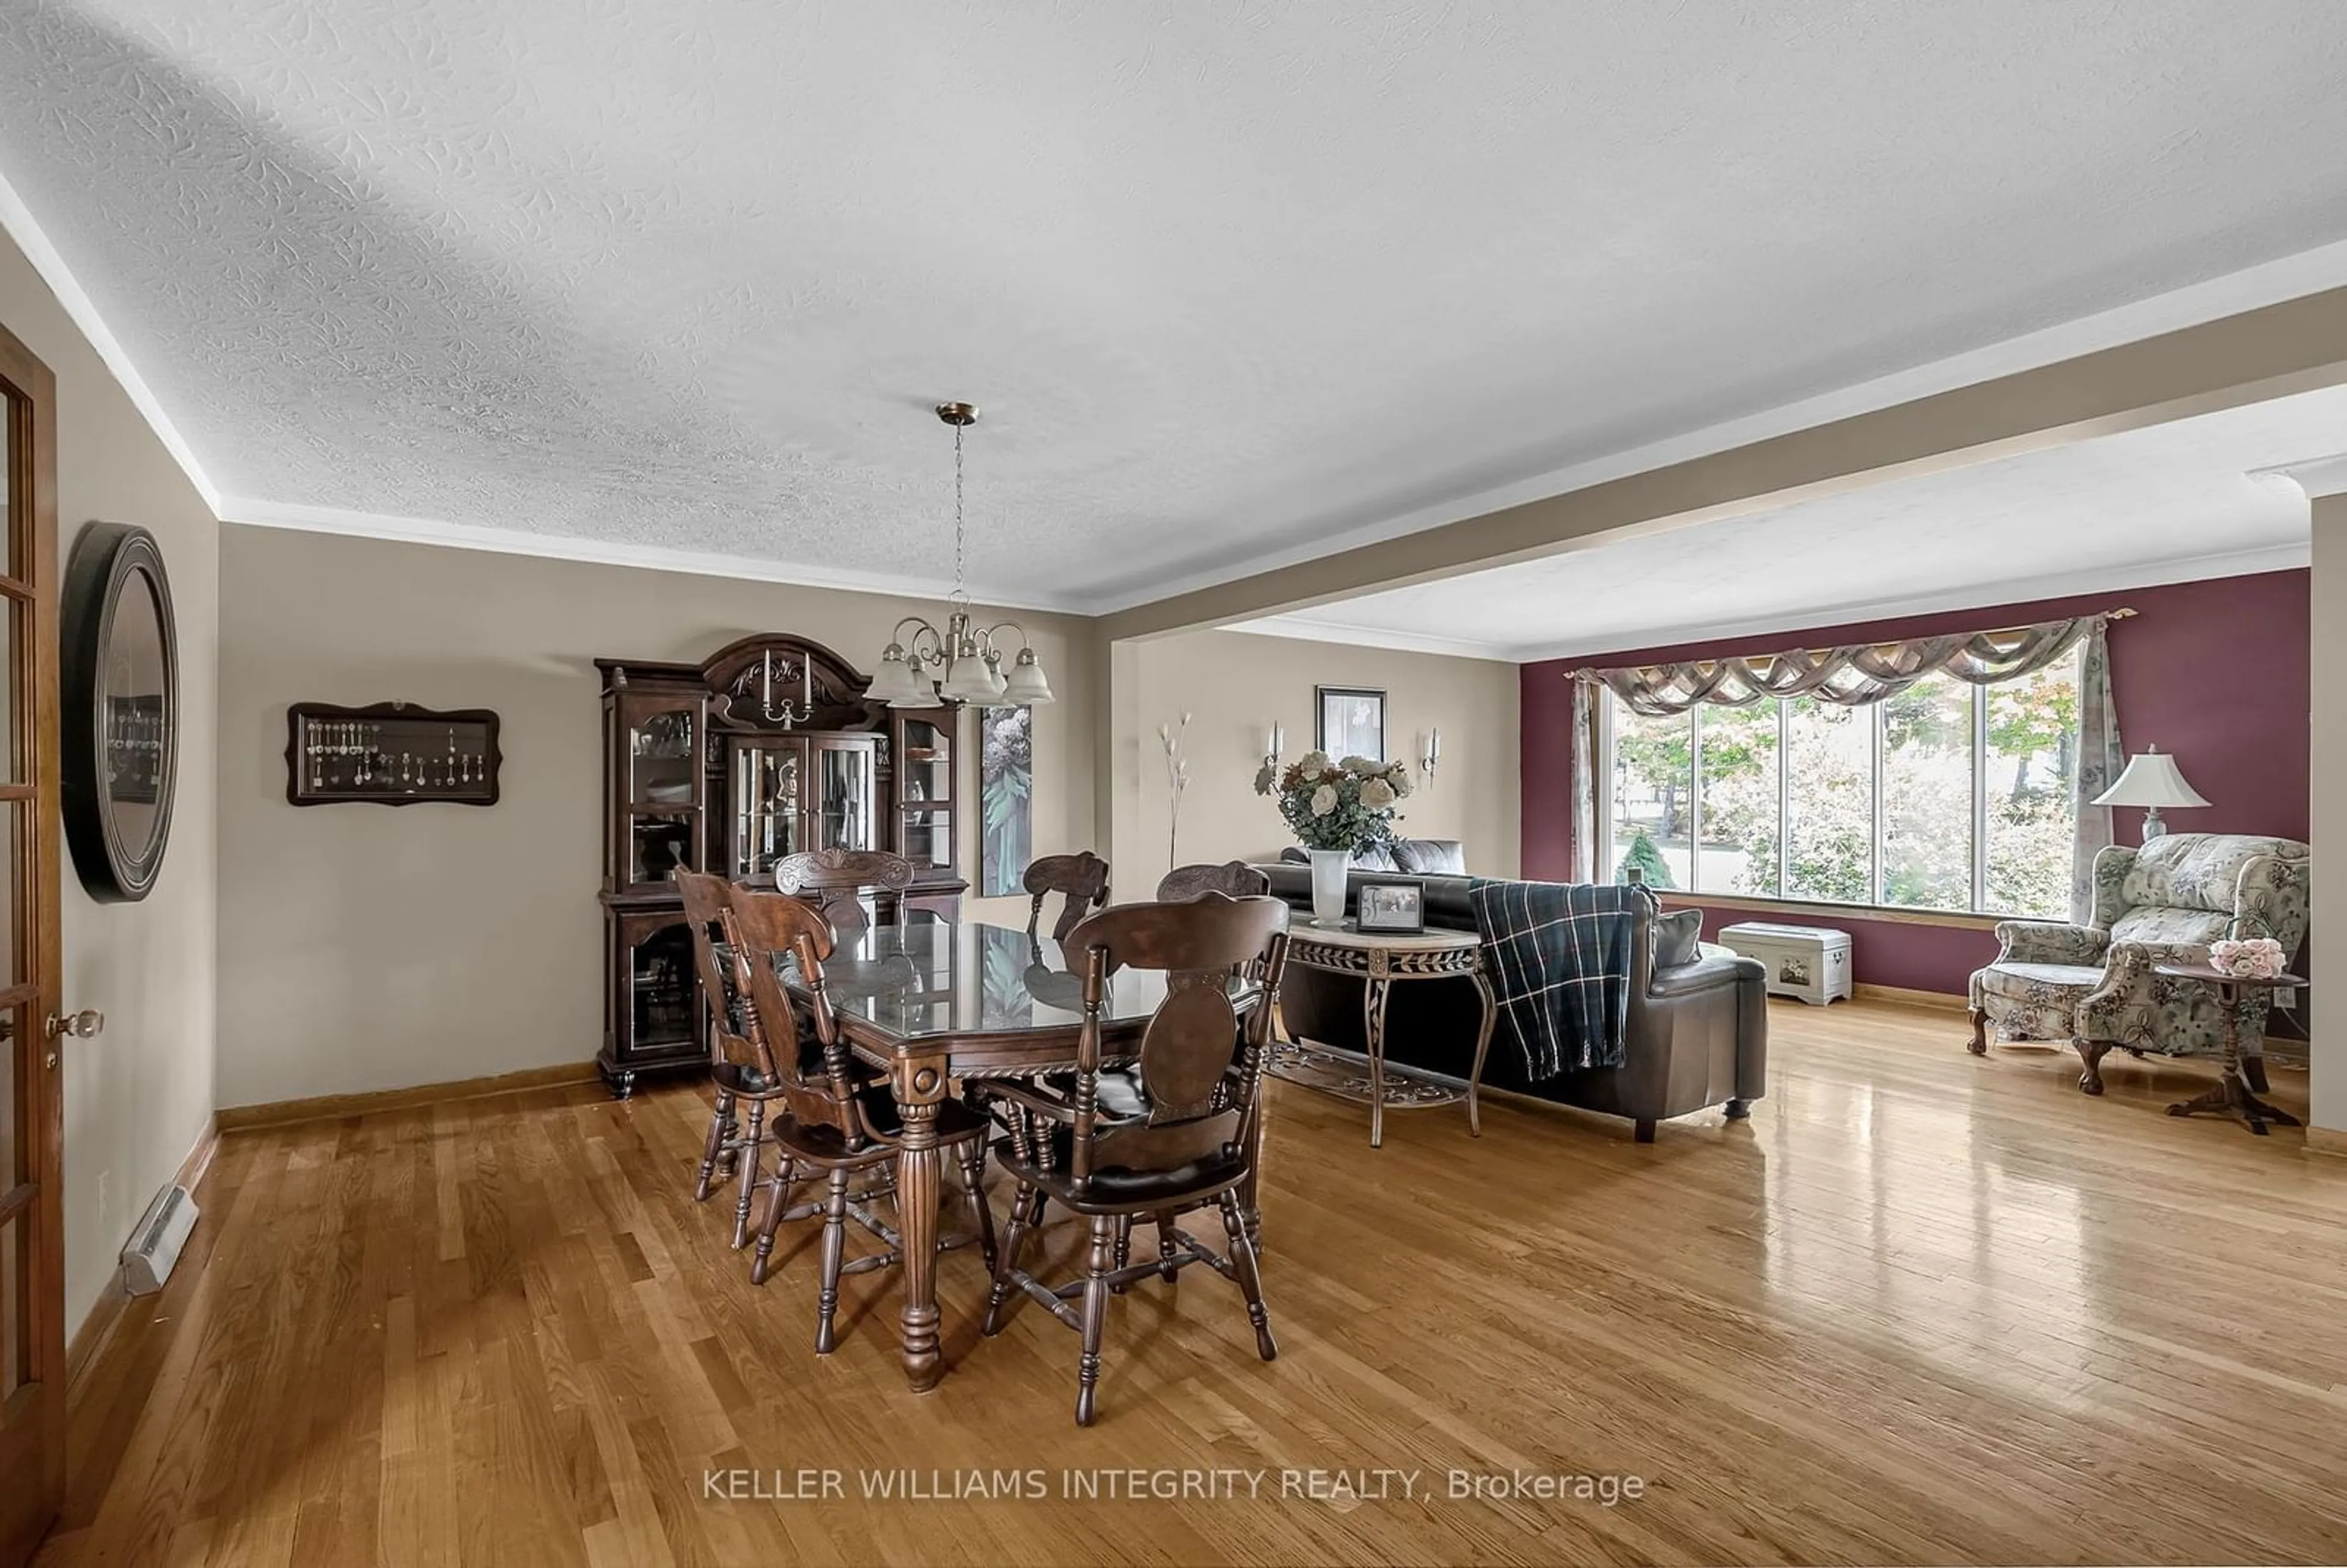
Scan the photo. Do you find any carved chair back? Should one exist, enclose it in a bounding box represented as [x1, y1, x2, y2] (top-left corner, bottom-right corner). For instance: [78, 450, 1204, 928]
[1155, 861, 1269, 903]
[1025, 851, 1112, 944]
[1061, 893, 1290, 1190]
[675, 871, 760, 1075]
[774, 846, 916, 941]
[725, 885, 876, 1146]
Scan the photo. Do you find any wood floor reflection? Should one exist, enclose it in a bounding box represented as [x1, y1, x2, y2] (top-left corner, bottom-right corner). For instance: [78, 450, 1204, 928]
[37, 1000, 2347, 1566]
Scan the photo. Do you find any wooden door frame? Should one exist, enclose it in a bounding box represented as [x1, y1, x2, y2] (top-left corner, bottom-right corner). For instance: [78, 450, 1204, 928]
[0, 316, 66, 1564]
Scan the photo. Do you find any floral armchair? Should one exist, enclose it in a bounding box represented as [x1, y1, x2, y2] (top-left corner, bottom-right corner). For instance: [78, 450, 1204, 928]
[1967, 833, 2310, 1095]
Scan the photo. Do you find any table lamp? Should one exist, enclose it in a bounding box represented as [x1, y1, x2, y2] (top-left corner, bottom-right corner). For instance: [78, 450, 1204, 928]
[2091, 745, 2209, 841]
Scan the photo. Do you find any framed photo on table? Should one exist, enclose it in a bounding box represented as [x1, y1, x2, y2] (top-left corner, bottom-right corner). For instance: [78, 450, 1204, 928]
[1355, 876, 1427, 935]
[1317, 685, 1387, 762]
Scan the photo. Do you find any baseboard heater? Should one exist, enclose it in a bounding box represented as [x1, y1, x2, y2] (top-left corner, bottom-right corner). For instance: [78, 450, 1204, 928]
[121, 1183, 199, 1296]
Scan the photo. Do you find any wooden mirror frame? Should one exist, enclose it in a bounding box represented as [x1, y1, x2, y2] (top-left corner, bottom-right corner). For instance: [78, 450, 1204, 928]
[62, 522, 178, 902]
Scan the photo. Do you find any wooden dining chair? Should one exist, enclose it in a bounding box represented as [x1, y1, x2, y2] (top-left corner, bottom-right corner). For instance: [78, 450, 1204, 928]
[774, 846, 915, 941]
[982, 892, 1290, 1426]
[726, 887, 997, 1351]
[1155, 860, 1269, 903]
[1024, 851, 1111, 943]
[678, 870, 802, 1249]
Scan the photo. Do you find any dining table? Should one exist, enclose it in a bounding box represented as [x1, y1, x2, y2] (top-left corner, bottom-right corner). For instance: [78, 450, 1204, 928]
[775, 916, 1198, 1393]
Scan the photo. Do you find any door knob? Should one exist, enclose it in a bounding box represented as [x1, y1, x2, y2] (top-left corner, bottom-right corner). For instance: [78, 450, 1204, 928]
[46, 1009, 105, 1040]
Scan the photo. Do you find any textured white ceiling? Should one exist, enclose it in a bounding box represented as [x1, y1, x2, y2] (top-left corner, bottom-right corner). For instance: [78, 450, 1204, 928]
[5, 1, 2347, 609]
[1239, 386, 2343, 659]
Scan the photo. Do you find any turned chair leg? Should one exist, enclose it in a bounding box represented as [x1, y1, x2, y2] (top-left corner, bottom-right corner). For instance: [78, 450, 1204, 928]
[815, 1166, 850, 1354]
[730, 1101, 765, 1248]
[694, 1090, 736, 1201]
[954, 1137, 997, 1272]
[1109, 1215, 1133, 1294]
[1218, 1190, 1277, 1363]
[1967, 1009, 1989, 1055]
[984, 1185, 1044, 1336]
[1075, 1214, 1115, 1427]
[2075, 1038, 2111, 1096]
[749, 1156, 801, 1287]
[1155, 1210, 1182, 1283]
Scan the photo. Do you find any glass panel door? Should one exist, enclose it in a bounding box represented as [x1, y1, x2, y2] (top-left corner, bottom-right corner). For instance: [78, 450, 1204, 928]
[626, 921, 699, 1054]
[817, 740, 875, 853]
[618, 693, 702, 891]
[628, 703, 698, 807]
[730, 739, 804, 879]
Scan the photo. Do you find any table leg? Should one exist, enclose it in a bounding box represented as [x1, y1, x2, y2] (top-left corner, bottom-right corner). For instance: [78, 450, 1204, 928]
[1362, 972, 1391, 1149]
[893, 1052, 948, 1391]
[1467, 967, 1497, 1138]
[2165, 984, 2303, 1135]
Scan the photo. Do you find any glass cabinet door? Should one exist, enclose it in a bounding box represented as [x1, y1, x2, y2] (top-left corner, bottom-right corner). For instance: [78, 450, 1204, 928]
[614, 691, 704, 892]
[730, 739, 804, 879]
[816, 739, 876, 853]
[892, 710, 955, 875]
[623, 918, 700, 1058]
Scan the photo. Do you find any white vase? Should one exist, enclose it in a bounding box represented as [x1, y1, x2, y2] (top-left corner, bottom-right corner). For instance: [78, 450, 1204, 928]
[1307, 848, 1351, 928]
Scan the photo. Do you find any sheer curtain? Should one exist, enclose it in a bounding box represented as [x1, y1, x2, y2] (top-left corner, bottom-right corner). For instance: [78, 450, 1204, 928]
[1567, 614, 2124, 920]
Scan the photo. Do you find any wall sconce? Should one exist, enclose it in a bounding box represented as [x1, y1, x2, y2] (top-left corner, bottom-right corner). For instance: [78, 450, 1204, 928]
[1420, 727, 1441, 786]
[1265, 722, 1285, 772]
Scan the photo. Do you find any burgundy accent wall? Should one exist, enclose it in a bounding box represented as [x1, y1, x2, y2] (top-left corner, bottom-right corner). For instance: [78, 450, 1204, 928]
[1519, 568, 2311, 993]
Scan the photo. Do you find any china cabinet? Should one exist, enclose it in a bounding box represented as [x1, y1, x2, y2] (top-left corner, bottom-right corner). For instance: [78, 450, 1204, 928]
[595, 634, 967, 1094]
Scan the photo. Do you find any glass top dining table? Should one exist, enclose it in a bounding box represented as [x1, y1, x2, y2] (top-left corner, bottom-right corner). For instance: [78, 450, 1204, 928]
[779, 917, 1180, 1047]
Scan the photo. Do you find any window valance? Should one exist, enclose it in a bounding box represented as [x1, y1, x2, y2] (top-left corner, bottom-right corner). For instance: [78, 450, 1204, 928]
[1571, 613, 2121, 716]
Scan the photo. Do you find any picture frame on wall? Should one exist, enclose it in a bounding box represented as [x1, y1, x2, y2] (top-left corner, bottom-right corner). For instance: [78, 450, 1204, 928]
[1354, 876, 1427, 935]
[1317, 685, 1387, 762]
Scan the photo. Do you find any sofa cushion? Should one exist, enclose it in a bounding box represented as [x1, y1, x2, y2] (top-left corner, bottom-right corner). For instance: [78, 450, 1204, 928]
[1391, 838, 1466, 875]
[1651, 907, 1703, 969]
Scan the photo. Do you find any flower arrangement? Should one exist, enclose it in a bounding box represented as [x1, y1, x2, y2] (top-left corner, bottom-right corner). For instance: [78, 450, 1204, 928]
[2207, 936, 2286, 980]
[1255, 749, 1411, 854]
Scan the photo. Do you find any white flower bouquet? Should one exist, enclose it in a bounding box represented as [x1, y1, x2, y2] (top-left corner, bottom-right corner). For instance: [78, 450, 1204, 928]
[2206, 936, 2286, 980]
[1255, 749, 1411, 853]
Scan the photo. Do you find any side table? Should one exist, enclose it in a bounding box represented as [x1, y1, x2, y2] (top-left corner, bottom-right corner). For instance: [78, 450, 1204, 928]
[1273, 923, 1496, 1147]
[2151, 961, 2306, 1137]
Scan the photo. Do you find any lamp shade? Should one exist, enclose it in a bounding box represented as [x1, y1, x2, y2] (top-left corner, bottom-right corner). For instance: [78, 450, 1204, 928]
[938, 651, 999, 705]
[2092, 746, 2210, 809]
[867, 649, 926, 708]
[1002, 648, 1054, 706]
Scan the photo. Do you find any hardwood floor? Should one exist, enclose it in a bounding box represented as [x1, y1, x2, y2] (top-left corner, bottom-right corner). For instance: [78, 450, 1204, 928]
[37, 1001, 2347, 1566]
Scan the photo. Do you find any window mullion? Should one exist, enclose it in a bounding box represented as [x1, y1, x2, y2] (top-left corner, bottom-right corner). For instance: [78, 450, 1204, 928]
[1688, 707, 1703, 893]
[1870, 702, 1886, 906]
[1776, 700, 1788, 900]
[1972, 684, 1989, 912]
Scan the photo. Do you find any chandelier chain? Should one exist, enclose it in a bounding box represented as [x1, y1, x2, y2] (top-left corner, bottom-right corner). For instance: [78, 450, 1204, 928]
[952, 422, 968, 607]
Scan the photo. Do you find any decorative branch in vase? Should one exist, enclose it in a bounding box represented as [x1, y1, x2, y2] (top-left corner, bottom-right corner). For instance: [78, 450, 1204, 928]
[1159, 713, 1191, 869]
[1255, 749, 1411, 927]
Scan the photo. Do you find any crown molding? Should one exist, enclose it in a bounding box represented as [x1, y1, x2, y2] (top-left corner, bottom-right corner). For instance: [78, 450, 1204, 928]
[1098, 236, 2347, 618]
[219, 499, 1090, 614]
[1483, 542, 2310, 664]
[2253, 453, 2347, 500]
[0, 166, 222, 513]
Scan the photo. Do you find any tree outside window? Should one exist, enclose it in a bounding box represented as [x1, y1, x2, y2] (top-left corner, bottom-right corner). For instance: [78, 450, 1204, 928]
[1598, 645, 2081, 920]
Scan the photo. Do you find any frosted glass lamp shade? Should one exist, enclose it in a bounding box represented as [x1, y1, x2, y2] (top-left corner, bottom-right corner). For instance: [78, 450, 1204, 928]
[1002, 648, 1055, 706]
[938, 651, 999, 705]
[2091, 746, 2209, 840]
[870, 648, 932, 708]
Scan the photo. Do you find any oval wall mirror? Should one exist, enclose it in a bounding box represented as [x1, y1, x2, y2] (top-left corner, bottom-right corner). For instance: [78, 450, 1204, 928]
[63, 522, 178, 903]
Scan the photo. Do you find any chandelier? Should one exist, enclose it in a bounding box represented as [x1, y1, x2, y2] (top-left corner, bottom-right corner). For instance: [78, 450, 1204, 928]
[864, 402, 1054, 708]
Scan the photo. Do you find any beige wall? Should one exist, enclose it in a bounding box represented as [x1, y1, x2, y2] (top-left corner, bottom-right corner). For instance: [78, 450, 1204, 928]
[1107, 627, 1519, 894]
[1, 226, 221, 1337]
[2310, 491, 2345, 1136]
[214, 524, 1098, 1107]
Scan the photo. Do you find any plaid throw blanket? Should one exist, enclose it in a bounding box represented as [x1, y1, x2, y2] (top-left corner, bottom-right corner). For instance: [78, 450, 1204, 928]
[1467, 879, 1647, 1080]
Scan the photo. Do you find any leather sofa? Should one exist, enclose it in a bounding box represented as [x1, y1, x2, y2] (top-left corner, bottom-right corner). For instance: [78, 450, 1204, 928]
[1259, 863, 1768, 1140]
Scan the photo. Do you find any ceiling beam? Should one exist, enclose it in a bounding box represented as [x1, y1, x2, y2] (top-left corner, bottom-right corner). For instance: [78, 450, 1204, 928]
[1103, 286, 2347, 642]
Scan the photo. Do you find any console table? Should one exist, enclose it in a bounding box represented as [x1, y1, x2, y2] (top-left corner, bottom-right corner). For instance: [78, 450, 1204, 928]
[1273, 923, 1496, 1147]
